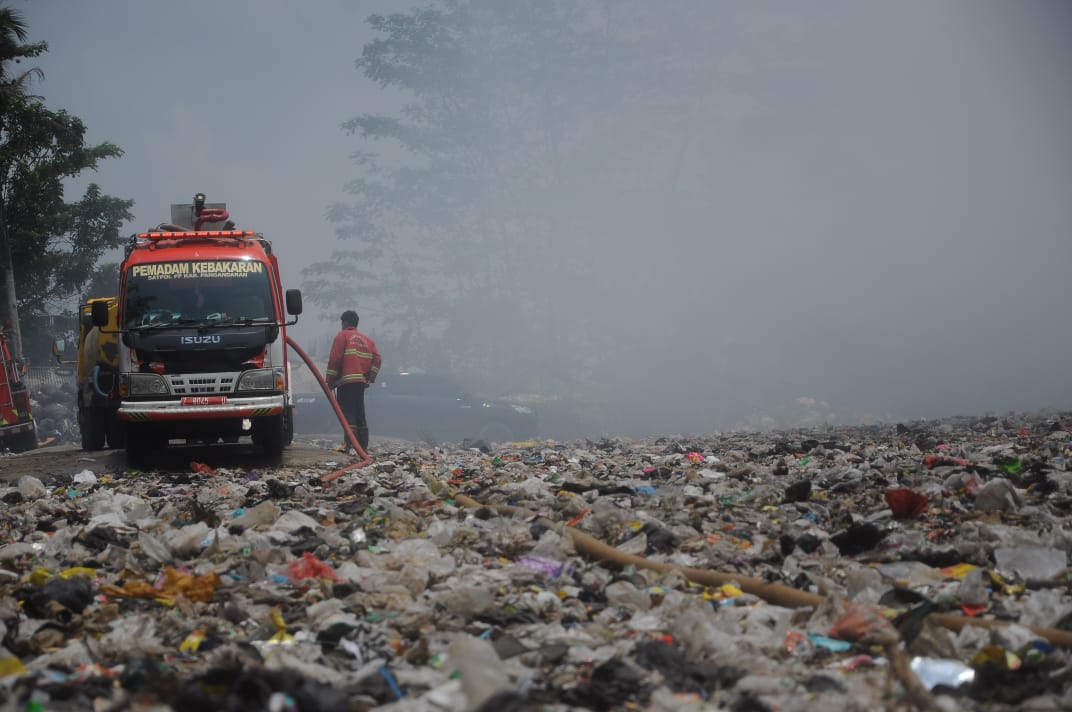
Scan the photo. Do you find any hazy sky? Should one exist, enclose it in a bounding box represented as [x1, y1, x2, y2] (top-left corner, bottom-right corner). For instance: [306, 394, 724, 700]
[17, 0, 392, 348]
[16, 1, 1072, 435]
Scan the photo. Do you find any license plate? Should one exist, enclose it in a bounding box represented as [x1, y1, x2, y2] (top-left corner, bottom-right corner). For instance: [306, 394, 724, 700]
[181, 396, 228, 406]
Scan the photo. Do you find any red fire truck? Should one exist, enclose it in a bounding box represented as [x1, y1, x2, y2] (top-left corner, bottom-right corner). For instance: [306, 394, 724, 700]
[92, 194, 302, 459]
[0, 321, 37, 453]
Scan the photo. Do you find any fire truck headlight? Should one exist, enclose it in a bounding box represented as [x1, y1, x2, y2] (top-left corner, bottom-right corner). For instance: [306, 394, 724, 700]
[126, 373, 169, 396]
[237, 368, 281, 391]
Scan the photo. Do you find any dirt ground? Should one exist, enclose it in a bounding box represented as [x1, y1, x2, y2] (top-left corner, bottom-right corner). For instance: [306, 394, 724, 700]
[0, 438, 355, 484]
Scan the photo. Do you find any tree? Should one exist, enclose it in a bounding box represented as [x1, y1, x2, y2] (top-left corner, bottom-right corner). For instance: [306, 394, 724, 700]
[81, 260, 120, 303]
[307, 0, 824, 422]
[0, 4, 45, 358]
[0, 6, 131, 359]
[305, 1, 663, 392]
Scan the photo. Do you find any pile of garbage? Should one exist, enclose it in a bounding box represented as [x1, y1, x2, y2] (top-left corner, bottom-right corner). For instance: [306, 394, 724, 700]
[2, 411, 1072, 710]
[22, 380, 78, 448]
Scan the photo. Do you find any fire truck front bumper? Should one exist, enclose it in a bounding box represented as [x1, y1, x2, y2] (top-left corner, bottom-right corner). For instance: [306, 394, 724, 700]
[118, 394, 285, 422]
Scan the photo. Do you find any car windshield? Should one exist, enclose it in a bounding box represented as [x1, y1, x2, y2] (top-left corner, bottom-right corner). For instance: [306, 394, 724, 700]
[124, 259, 275, 328]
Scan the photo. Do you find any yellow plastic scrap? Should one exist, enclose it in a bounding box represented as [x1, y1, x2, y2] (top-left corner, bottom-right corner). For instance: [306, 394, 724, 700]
[268, 608, 295, 645]
[59, 567, 97, 580]
[100, 579, 158, 600]
[0, 657, 26, 677]
[26, 568, 52, 586]
[703, 583, 744, 603]
[179, 628, 207, 654]
[25, 567, 97, 587]
[101, 567, 221, 603]
[941, 563, 978, 579]
[987, 570, 1024, 595]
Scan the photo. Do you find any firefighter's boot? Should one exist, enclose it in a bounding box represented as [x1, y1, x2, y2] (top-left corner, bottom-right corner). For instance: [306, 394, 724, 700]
[356, 426, 370, 453]
[336, 422, 360, 453]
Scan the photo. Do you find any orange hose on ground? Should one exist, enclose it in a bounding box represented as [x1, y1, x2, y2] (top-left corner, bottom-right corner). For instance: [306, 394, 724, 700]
[284, 335, 372, 482]
[452, 493, 1072, 648]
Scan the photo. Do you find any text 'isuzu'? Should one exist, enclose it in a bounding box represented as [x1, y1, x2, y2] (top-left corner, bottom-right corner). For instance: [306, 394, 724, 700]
[94, 194, 302, 459]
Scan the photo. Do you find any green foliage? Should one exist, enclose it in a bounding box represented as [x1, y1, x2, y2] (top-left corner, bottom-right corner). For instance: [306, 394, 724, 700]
[0, 96, 132, 311]
[0, 5, 132, 357]
[0, 6, 46, 96]
[82, 260, 120, 302]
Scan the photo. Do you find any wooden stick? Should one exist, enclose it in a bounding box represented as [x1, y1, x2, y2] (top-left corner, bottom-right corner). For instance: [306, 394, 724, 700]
[452, 492, 1072, 648]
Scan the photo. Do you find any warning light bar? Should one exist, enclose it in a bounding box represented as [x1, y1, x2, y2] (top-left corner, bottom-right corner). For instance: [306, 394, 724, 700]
[139, 230, 257, 240]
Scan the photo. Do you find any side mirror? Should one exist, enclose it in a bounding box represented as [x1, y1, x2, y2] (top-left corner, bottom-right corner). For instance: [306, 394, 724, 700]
[91, 300, 109, 327]
[285, 289, 303, 316]
[52, 338, 65, 362]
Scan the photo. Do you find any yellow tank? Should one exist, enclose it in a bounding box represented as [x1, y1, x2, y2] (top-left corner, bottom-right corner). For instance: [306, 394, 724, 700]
[74, 296, 124, 451]
[76, 297, 120, 385]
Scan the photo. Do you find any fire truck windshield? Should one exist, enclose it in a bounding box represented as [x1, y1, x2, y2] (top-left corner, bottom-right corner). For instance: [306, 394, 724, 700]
[125, 259, 275, 329]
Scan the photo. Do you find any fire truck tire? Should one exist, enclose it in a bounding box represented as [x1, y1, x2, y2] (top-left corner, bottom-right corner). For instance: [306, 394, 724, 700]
[9, 429, 37, 453]
[79, 407, 107, 451]
[253, 414, 285, 456]
[126, 424, 166, 463]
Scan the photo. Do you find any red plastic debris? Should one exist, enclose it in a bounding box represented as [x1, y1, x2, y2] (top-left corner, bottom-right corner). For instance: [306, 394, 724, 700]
[829, 604, 899, 645]
[566, 507, 591, 527]
[190, 461, 217, 475]
[287, 552, 341, 582]
[842, 654, 879, 670]
[885, 488, 928, 518]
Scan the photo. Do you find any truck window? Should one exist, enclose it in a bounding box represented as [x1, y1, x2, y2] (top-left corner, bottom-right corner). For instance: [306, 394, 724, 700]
[125, 260, 275, 327]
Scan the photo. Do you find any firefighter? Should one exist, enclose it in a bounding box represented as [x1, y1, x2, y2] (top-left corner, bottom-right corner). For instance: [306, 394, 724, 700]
[325, 310, 381, 453]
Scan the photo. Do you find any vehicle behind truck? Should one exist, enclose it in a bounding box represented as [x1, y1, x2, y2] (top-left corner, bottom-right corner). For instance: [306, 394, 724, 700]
[94, 193, 302, 459]
[0, 322, 36, 453]
[73, 297, 124, 450]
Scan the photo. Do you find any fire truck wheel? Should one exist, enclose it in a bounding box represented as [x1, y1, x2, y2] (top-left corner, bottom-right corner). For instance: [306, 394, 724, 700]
[126, 424, 166, 463]
[284, 406, 294, 446]
[80, 407, 108, 451]
[10, 429, 37, 453]
[253, 414, 285, 457]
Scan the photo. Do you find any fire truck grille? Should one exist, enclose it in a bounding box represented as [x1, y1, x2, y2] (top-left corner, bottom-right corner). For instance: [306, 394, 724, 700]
[167, 373, 236, 395]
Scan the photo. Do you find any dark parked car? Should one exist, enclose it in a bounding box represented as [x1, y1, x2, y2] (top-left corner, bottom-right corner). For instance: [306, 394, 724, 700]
[292, 372, 538, 443]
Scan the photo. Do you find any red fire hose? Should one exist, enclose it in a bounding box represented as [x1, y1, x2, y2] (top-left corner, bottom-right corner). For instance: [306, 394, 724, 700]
[195, 208, 230, 230]
[284, 335, 373, 482]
